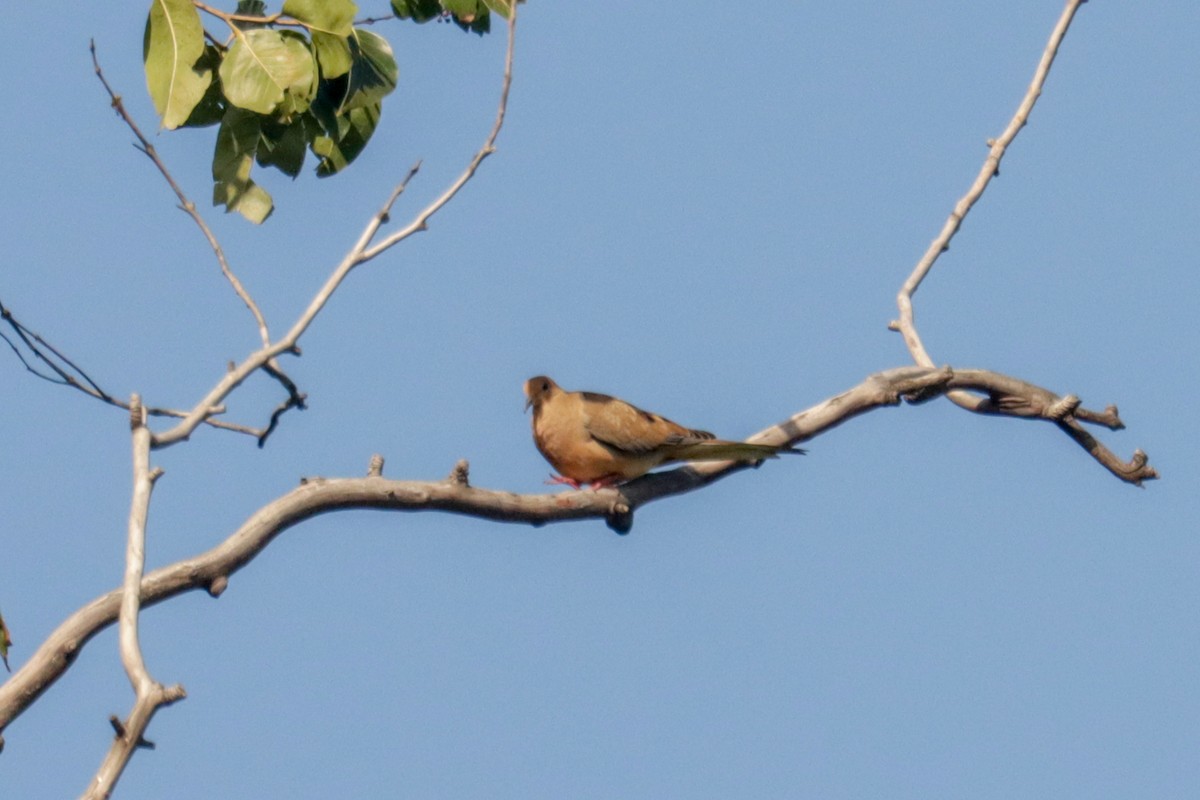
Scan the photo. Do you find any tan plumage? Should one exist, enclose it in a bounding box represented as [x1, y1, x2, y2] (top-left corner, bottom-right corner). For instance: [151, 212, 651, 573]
[523, 376, 803, 489]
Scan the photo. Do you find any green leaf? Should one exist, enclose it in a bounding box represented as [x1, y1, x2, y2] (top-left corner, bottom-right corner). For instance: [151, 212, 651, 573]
[482, 0, 516, 20]
[181, 46, 227, 128]
[444, 0, 490, 34]
[283, 0, 357, 36]
[442, 0, 478, 18]
[313, 102, 380, 176]
[309, 80, 342, 136]
[275, 31, 319, 117]
[258, 116, 311, 177]
[339, 29, 398, 112]
[312, 31, 353, 80]
[390, 0, 442, 23]
[219, 28, 315, 115]
[143, 0, 212, 129]
[212, 107, 274, 223]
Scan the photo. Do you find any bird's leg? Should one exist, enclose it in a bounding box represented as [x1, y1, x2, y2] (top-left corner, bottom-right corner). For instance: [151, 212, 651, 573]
[587, 474, 623, 491]
[545, 474, 583, 490]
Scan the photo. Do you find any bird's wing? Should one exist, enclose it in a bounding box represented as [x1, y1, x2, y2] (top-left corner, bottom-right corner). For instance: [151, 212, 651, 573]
[578, 391, 713, 456]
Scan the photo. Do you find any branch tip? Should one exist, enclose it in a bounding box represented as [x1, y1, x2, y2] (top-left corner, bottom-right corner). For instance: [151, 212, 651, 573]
[207, 576, 229, 597]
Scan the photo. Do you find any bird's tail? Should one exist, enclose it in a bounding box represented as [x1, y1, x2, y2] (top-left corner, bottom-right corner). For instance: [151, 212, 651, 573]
[669, 439, 805, 463]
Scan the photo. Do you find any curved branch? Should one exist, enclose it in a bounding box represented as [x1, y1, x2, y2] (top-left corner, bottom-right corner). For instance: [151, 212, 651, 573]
[0, 362, 1154, 740]
[893, 0, 1087, 408]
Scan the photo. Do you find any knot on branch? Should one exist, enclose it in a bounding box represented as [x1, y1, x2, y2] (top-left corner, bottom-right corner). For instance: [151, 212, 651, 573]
[606, 500, 633, 535]
[1045, 394, 1081, 421]
[129, 394, 145, 430]
[367, 454, 385, 477]
[899, 366, 955, 404]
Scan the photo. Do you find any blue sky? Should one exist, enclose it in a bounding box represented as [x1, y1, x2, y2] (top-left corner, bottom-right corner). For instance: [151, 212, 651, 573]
[2, 2, 1198, 797]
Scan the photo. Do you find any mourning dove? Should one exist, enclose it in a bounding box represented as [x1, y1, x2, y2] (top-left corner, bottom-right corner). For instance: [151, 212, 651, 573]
[523, 376, 803, 489]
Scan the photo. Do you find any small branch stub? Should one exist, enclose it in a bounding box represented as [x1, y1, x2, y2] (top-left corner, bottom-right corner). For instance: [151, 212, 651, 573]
[367, 454, 385, 478]
[207, 575, 229, 597]
[448, 459, 470, 487]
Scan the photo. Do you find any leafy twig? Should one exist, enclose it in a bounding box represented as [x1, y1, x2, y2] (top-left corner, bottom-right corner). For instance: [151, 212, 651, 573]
[150, 2, 521, 449]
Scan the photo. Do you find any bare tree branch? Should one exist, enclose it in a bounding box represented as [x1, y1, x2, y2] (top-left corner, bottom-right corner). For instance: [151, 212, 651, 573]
[81, 398, 185, 800]
[881, 1, 1144, 479]
[893, 0, 1086, 381]
[0, 363, 1155, 738]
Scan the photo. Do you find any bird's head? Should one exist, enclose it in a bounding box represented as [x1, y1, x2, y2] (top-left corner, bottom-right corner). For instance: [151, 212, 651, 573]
[523, 375, 559, 412]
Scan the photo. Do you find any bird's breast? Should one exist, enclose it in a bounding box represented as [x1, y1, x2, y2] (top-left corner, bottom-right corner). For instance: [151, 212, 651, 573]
[533, 413, 653, 482]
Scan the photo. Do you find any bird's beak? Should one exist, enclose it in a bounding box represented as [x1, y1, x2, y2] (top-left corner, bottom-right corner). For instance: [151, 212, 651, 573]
[523, 397, 533, 413]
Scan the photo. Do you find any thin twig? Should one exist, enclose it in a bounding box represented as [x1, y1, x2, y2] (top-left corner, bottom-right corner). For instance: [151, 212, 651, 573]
[356, 14, 396, 26]
[257, 361, 308, 447]
[90, 40, 272, 349]
[893, 0, 1087, 389]
[1, 299, 113, 398]
[360, 3, 518, 262]
[191, 1, 303, 30]
[3, 296, 268, 438]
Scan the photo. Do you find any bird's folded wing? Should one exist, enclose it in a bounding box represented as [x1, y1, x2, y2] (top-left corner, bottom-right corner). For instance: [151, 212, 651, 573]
[579, 391, 713, 455]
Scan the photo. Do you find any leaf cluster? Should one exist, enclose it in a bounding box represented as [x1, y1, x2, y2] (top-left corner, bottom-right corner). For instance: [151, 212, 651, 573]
[143, 0, 511, 223]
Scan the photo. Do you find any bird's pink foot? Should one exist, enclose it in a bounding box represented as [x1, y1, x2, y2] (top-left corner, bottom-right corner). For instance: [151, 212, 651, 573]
[587, 474, 623, 491]
[545, 474, 583, 490]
